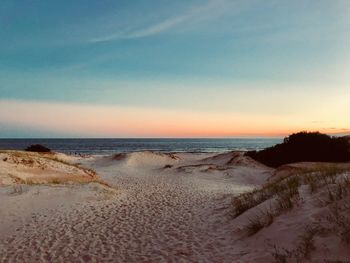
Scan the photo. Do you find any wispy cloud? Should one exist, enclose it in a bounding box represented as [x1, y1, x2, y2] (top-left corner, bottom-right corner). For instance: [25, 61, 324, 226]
[89, 15, 187, 43]
[89, 0, 240, 43]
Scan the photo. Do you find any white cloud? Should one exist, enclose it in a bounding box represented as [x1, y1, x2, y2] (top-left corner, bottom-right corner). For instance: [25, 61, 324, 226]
[89, 14, 189, 43]
[88, 0, 241, 43]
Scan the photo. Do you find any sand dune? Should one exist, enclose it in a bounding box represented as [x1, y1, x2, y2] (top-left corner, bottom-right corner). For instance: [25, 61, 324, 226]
[0, 151, 349, 262]
[0, 151, 97, 185]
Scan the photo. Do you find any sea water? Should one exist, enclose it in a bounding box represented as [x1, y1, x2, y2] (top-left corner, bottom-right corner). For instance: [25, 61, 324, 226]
[0, 138, 282, 155]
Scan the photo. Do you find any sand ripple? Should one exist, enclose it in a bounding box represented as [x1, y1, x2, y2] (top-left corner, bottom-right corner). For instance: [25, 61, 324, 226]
[0, 152, 267, 262]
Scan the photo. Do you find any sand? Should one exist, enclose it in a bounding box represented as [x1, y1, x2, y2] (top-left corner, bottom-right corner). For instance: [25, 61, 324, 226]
[0, 151, 97, 185]
[0, 150, 349, 262]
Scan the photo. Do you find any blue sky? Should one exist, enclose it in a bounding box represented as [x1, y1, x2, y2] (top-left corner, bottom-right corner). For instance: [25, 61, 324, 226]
[0, 0, 350, 137]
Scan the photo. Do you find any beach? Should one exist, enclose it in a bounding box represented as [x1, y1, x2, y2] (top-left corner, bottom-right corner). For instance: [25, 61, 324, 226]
[2, 0, 350, 261]
[1, 150, 349, 262]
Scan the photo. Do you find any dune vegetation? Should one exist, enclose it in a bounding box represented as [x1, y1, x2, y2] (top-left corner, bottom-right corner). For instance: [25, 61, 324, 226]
[231, 163, 350, 262]
[247, 132, 350, 168]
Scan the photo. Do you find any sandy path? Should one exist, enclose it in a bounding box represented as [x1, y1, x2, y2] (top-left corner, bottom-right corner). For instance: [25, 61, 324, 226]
[0, 153, 267, 262]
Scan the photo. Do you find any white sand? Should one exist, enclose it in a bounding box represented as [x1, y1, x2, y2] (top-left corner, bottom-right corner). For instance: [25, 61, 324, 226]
[0, 151, 349, 262]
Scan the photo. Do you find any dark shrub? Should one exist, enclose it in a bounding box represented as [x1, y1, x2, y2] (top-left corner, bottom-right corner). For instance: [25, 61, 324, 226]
[247, 132, 350, 168]
[25, 144, 51, 153]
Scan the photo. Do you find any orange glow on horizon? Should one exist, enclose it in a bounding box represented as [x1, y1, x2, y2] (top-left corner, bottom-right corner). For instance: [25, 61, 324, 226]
[0, 100, 349, 138]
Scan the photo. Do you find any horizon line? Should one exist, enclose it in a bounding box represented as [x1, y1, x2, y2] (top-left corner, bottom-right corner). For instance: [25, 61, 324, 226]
[0, 136, 285, 139]
[1, 132, 349, 140]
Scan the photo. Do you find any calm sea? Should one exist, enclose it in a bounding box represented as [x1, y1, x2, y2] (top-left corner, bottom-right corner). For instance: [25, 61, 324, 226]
[0, 138, 282, 155]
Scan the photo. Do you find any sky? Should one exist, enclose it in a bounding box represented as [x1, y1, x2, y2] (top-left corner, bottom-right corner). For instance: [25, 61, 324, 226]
[0, 0, 350, 138]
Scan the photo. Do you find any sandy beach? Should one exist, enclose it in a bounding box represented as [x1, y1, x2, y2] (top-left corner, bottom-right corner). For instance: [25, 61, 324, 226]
[2, 0, 350, 261]
[1, 150, 350, 262]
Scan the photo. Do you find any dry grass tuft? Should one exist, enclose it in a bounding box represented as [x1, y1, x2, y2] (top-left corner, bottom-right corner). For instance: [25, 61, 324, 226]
[50, 179, 61, 184]
[267, 168, 350, 261]
[326, 202, 350, 245]
[296, 225, 320, 258]
[231, 174, 301, 218]
[271, 224, 324, 262]
[243, 207, 275, 236]
[245, 215, 265, 236]
[232, 163, 350, 260]
[232, 165, 350, 219]
[271, 244, 290, 263]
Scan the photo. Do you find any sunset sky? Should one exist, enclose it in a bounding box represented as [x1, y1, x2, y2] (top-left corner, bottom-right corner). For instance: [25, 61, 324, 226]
[1, 0, 349, 137]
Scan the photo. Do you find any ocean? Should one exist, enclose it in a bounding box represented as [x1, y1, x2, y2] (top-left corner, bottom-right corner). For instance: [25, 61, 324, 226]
[0, 138, 282, 155]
